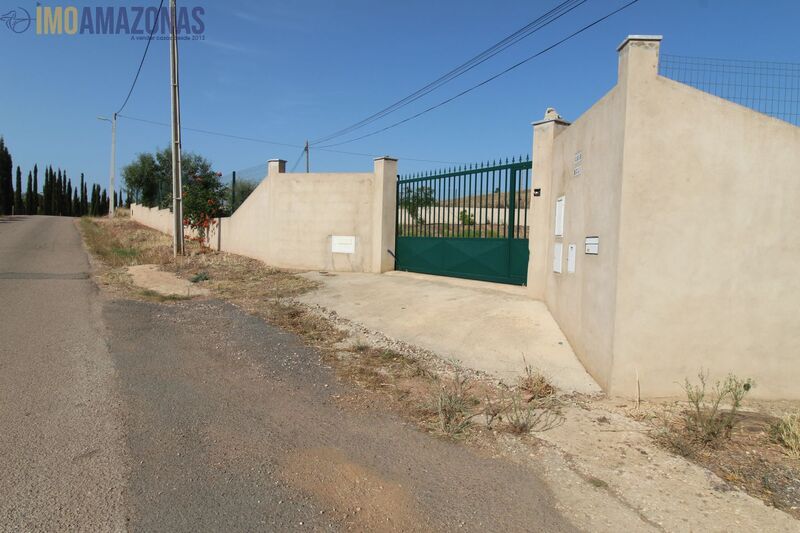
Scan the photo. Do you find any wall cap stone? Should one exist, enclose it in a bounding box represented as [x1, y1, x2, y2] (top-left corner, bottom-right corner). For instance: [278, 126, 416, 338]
[617, 34, 663, 52]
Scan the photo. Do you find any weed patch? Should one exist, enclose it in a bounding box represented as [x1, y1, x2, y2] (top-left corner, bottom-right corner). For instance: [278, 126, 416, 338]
[770, 413, 800, 458]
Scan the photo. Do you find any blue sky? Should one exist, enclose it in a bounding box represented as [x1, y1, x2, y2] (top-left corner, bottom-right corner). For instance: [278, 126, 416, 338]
[1, 0, 799, 190]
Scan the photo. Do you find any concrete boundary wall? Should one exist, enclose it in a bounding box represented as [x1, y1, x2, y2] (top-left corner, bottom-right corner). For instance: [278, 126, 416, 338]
[132, 157, 398, 274]
[529, 35, 800, 399]
[130, 204, 175, 236]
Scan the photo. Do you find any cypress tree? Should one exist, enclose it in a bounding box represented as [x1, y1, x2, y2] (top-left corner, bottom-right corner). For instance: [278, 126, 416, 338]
[53, 169, 61, 215]
[0, 138, 12, 215]
[14, 166, 24, 214]
[61, 171, 68, 216]
[46, 167, 52, 215]
[72, 188, 79, 217]
[32, 164, 38, 214]
[42, 168, 49, 215]
[79, 173, 86, 216]
[90, 184, 99, 216]
[25, 171, 33, 214]
[47, 167, 54, 215]
[66, 180, 73, 217]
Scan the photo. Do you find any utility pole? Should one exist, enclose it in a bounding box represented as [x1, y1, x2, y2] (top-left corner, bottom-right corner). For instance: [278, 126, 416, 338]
[96, 113, 117, 217]
[305, 140, 310, 173]
[169, 0, 184, 256]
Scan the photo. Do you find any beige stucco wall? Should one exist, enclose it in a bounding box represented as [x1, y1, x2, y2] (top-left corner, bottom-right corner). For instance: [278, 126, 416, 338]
[530, 36, 800, 399]
[610, 47, 800, 398]
[130, 204, 175, 236]
[528, 87, 627, 389]
[133, 158, 398, 274]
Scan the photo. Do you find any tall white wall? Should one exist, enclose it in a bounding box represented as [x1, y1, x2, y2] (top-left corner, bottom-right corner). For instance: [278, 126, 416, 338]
[529, 35, 800, 399]
[133, 158, 398, 274]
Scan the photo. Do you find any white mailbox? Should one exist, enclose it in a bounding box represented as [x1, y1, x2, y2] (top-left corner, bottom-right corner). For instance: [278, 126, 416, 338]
[585, 236, 599, 255]
[567, 244, 576, 273]
[553, 242, 563, 273]
[554, 196, 565, 237]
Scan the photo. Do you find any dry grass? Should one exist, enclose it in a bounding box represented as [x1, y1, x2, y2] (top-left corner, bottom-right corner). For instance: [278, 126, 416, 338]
[518, 357, 555, 401]
[80, 216, 563, 443]
[771, 413, 800, 458]
[80, 217, 316, 301]
[432, 375, 479, 438]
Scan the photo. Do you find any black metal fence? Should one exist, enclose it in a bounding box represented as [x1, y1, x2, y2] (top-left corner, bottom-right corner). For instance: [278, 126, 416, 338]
[396, 157, 532, 240]
[659, 54, 800, 127]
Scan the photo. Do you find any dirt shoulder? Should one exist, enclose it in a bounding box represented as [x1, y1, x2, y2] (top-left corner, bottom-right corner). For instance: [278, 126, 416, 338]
[80, 216, 800, 532]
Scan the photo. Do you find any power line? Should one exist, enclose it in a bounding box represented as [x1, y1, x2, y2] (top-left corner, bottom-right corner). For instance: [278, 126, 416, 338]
[289, 147, 307, 172]
[118, 114, 302, 148]
[116, 0, 165, 114]
[318, 0, 641, 149]
[117, 114, 466, 164]
[310, 0, 589, 146]
[315, 147, 464, 165]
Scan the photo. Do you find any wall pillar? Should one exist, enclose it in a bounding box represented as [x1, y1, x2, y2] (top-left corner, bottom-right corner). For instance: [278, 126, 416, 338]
[371, 156, 398, 273]
[527, 109, 570, 299]
[267, 159, 286, 176]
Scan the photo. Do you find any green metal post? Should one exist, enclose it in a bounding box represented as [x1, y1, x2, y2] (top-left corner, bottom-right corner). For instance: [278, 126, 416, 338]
[507, 169, 516, 239]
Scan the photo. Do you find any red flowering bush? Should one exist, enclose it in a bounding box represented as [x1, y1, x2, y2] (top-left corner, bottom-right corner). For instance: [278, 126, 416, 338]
[182, 171, 225, 247]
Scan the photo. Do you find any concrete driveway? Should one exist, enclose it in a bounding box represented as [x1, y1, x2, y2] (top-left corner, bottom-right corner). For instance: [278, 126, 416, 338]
[297, 271, 600, 394]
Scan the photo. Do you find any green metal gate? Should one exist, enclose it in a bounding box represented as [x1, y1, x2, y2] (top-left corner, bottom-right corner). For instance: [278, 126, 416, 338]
[395, 157, 531, 285]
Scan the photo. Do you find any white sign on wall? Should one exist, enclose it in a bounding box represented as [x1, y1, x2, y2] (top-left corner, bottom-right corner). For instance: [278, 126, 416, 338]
[567, 244, 576, 273]
[553, 242, 563, 273]
[554, 196, 565, 237]
[585, 236, 599, 255]
[331, 235, 356, 254]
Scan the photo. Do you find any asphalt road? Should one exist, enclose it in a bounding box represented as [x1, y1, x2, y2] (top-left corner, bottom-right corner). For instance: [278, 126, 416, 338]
[0, 216, 576, 532]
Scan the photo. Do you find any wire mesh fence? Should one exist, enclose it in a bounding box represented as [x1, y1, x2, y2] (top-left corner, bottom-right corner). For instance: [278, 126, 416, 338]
[659, 54, 800, 126]
[218, 163, 266, 214]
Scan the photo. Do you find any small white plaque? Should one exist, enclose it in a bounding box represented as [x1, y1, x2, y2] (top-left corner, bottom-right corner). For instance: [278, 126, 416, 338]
[585, 236, 599, 255]
[567, 244, 576, 273]
[331, 235, 356, 254]
[553, 242, 563, 273]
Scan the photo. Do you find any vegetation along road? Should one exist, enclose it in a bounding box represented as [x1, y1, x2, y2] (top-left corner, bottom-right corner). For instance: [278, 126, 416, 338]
[0, 215, 577, 531]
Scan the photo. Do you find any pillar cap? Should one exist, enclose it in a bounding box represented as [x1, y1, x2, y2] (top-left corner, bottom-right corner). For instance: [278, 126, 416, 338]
[617, 35, 662, 52]
[373, 156, 398, 162]
[267, 158, 287, 163]
[532, 107, 571, 127]
[532, 118, 571, 126]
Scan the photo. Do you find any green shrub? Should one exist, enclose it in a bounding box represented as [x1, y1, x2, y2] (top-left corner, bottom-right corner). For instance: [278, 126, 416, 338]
[682, 370, 753, 446]
[434, 374, 476, 437]
[458, 209, 475, 226]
